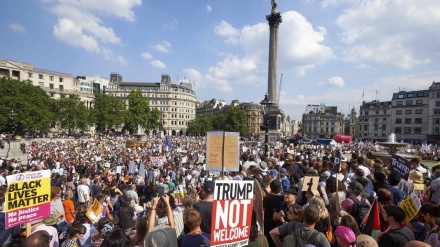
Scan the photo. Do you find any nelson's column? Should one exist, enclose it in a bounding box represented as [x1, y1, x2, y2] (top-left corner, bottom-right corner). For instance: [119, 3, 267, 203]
[266, 0, 284, 133]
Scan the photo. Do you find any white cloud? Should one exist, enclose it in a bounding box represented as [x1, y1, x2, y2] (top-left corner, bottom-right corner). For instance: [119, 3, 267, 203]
[207, 11, 333, 92]
[8, 23, 26, 33]
[183, 68, 202, 87]
[328, 77, 345, 87]
[150, 60, 167, 69]
[153, 41, 171, 53]
[116, 56, 128, 66]
[54, 18, 100, 53]
[335, 0, 439, 69]
[207, 5, 213, 13]
[46, 0, 141, 59]
[141, 52, 153, 60]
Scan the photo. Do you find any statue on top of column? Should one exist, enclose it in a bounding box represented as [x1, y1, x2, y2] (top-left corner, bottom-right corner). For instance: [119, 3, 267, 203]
[271, 0, 279, 13]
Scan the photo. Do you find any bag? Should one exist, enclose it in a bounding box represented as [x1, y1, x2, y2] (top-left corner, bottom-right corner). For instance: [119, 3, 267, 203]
[326, 217, 333, 242]
[349, 197, 371, 227]
[283, 225, 320, 247]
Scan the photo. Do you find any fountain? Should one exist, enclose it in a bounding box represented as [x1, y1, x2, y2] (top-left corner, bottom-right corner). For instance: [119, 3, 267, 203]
[367, 133, 418, 164]
[126, 125, 148, 148]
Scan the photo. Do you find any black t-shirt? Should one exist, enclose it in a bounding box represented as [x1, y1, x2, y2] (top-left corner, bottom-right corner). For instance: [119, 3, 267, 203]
[263, 194, 285, 236]
[193, 201, 213, 234]
[378, 227, 415, 247]
[91, 185, 102, 198]
[118, 206, 135, 230]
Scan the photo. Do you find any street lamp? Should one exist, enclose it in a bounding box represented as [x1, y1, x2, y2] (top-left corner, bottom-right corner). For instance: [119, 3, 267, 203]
[260, 93, 273, 157]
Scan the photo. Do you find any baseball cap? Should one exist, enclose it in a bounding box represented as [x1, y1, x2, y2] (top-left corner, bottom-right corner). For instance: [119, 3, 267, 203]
[269, 169, 278, 177]
[280, 168, 287, 175]
[348, 181, 363, 192]
[204, 181, 215, 193]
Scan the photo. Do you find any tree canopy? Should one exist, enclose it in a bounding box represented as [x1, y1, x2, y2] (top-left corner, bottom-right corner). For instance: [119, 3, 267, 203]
[54, 94, 90, 132]
[91, 93, 126, 132]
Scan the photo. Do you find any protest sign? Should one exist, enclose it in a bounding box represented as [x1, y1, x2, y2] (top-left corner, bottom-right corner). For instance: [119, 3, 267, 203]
[86, 199, 103, 224]
[389, 154, 411, 180]
[206, 131, 239, 171]
[333, 150, 342, 173]
[301, 176, 320, 193]
[399, 194, 419, 223]
[5, 170, 51, 229]
[211, 181, 254, 247]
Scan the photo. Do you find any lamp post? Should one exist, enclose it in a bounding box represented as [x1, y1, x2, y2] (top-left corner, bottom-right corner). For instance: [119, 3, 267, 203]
[260, 93, 273, 157]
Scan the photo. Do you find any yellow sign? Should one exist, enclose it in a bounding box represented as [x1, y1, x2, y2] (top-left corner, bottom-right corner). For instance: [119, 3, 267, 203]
[399, 195, 419, 223]
[86, 199, 103, 223]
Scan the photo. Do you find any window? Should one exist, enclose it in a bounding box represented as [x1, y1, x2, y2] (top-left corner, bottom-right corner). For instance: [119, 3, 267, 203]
[404, 127, 411, 133]
[406, 100, 413, 105]
[59, 78, 64, 83]
[59, 85, 64, 91]
[383, 110, 387, 114]
[414, 127, 422, 134]
[435, 118, 440, 125]
[398, 94, 404, 99]
[405, 118, 411, 124]
[397, 101, 403, 106]
[395, 127, 401, 133]
[28, 72, 33, 78]
[415, 118, 422, 124]
[396, 110, 402, 115]
[407, 93, 414, 98]
[383, 118, 386, 121]
[436, 101, 440, 107]
[364, 125, 368, 131]
[382, 124, 386, 130]
[405, 110, 412, 114]
[49, 76, 54, 81]
[38, 74, 44, 79]
[39, 82, 44, 87]
[417, 92, 424, 97]
[396, 119, 402, 124]
[49, 83, 54, 89]
[416, 109, 423, 114]
[416, 99, 423, 104]
[376, 110, 379, 114]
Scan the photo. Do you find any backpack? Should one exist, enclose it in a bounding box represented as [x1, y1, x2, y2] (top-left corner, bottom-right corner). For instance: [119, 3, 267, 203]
[283, 225, 321, 247]
[349, 196, 371, 228]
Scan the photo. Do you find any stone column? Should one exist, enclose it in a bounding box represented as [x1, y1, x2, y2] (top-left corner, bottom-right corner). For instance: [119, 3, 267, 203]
[266, 11, 282, 109]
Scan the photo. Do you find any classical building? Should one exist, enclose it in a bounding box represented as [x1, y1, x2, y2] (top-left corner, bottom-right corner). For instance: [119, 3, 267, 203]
[390, 90, 429, 143]
[302, 104, 345, 138]
[237, 102, 263, 137]
[195, 98, 226, 118]
[106, 74, 196, 136]
[0, 58, 95, 107]
[358, 100, 392, 142]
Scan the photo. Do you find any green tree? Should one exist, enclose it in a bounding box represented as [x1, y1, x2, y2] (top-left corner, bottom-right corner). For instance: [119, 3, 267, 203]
[54, 94, 90, 133]
[187, 115, 213, 135]
[0, 77, 55, 133]
[124, 90, 151, 134]
[211, 114, 226, 131]
[90, 94, 126, 132]
[224, 106, 248, 136]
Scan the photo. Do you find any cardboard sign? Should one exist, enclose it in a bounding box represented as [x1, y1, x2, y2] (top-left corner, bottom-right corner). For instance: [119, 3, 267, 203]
[301, 176, 320, 193]
[399, 194, 419, 223]
[5, 170, 51, 229]
[389, 154, 411, 180]
[86, 199, 103, 224]
[211, 181, 254, 247]
[206, 131, 239, 172]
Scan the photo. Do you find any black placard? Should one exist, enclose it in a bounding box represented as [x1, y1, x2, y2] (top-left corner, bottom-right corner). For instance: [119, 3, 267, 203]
[389, 154, 411, 180]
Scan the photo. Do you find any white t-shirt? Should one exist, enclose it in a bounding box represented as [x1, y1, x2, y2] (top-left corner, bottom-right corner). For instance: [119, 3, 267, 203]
[77, 184, 90, 203]
[0, 176, 6, 186]
[33, 224, 59, 247]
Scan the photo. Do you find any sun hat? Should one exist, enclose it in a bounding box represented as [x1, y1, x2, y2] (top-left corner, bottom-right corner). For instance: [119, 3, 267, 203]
[144, 225, 177, 247]
[259, 161, 268, 172]
[357, 234, 378, 247]
[409, 171, 426, 190]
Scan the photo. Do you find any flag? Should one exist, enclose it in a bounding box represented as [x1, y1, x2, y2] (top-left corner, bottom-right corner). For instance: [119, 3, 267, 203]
[362, 199, 381, 238]
[165, 136, 172, 150]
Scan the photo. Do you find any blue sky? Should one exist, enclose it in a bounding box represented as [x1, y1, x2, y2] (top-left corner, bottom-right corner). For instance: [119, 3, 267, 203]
[2, 0, 440, 121]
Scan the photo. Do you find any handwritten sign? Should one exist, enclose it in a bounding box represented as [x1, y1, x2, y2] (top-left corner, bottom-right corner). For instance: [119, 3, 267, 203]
[389, 154, 411, 180]
[211, 181, 254, 247]
[399, 194, 419, 223]
[206, 131, 239, 171]
[301, 176, 320, 192]
[86, 199, 103, 224]
[5, 170, 51, 229]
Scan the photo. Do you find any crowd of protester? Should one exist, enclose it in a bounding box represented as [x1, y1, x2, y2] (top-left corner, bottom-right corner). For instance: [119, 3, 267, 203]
[0, 134, 440, 247]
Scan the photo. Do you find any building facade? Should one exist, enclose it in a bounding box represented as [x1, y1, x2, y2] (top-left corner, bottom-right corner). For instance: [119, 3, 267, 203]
[302, 104, 345, 138]
[390, 90, 429, 143]
[0, 58, 95, 107]
[237, 102, 263, 137]
[106, 74, 196, 136]
[196, 98, 227, 118]
[358, 100, 392, 142]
